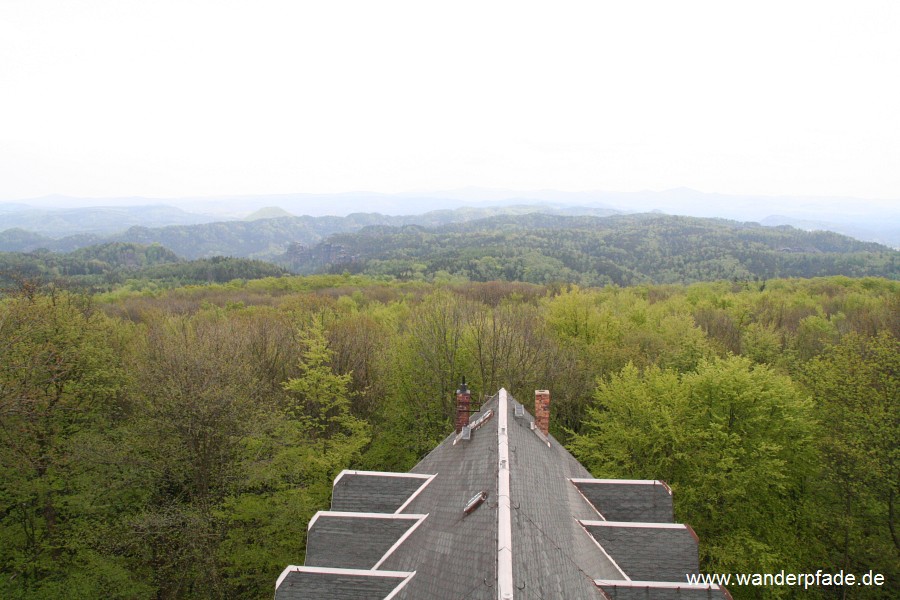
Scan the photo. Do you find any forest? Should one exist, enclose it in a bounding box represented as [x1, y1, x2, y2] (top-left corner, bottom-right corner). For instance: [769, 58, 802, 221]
[0, 273, 897, 598]
[3, 212, 897, 286]
[0, 204, 617, 257]
[0, 243, 288, 290]
[283, 213, 898, 285]
[2, 213, 897, 295]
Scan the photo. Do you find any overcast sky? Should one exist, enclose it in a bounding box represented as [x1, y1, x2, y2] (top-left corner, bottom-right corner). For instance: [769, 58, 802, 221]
[1, 0, 899, 203]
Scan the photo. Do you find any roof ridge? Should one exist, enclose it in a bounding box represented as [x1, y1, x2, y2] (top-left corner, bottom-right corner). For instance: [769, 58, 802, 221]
[276, 388, 731, 600]
[497, 388, 513, 599]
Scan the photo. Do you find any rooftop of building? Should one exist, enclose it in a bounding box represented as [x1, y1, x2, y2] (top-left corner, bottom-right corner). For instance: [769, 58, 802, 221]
[275, 388, 731, 600]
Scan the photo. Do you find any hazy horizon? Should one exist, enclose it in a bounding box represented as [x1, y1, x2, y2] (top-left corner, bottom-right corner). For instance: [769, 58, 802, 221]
[3, 187, 897, 246]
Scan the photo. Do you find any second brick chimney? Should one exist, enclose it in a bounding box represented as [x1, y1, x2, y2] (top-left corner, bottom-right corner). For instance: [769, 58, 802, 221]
[534, 389, 550, 435]
[456, 379, 472, 434]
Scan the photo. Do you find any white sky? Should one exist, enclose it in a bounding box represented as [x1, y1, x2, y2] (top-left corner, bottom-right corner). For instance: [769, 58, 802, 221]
[1, 0, 899, 202]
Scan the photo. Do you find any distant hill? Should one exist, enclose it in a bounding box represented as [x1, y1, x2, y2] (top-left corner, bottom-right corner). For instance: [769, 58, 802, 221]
[0, 205, 621, 258]
[245, 206, 294, 220]
[8, 188, 896, 245]
[760, 215, 900, 248]
[0, 229, 107, 253]
[276, 213, 899, 285]
[68, 242, 182, 267]
[0, 242, 286, 289]
[0, 228, 51, 250]
[132, 256, 287, 286]
[0, 204, 225, 236]
[0, 242, 179, 285]
[3, 209, 896, 287]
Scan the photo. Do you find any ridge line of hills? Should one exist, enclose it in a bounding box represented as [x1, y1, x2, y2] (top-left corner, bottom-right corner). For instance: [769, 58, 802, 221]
[3, 187, 899, 247]
[0, 205, 621, 255]
[1, 211, 896, 289]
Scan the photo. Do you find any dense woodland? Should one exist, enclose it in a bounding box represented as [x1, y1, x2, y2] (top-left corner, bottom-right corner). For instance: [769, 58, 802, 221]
[1, 213, 897, 295]
[284, 214, 898, 285]
[0, 272, 897, 599]
[2, 213, 896, 285]
[0, 243, 287, 289]
[0, 205, 618, 257]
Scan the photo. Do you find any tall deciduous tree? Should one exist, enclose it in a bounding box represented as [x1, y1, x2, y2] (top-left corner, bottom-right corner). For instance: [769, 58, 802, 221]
[217, 320, 369, 596]
[571, 356, 817, 587]
[366, 291, 474, 469]
[464, 301, 562, 404]
[804, 332, 899, 594]
[0, 288, 143, 597]
[126, 312, 272, 598]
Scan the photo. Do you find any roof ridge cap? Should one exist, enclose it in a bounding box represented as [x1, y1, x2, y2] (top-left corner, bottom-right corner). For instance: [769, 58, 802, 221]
[497, 388, 513, 599]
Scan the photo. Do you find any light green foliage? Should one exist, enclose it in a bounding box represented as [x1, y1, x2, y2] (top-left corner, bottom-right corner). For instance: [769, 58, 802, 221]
[572, 356, 818, 592]
[0, 289, 146, 597]
[794, 315, 840, 362]
[1, 275, 896, 598]
[544, 285, 605, 345]
[217, 321, 369, 596]
[282, 321, 370, 459]
[542, 286, 714, 437]
[545, 286, 712, 373]
[741, 322, 783, 364]
[804, 333, 899, 594]
[365, 291, 475, 468]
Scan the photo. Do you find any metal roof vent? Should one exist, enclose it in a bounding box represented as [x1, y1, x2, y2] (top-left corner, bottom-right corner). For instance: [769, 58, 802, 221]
[461, 425, 471, 440]
[514, 403, 524, 418]
[529, 420, 551, 447]
[463, 491, 488, 515]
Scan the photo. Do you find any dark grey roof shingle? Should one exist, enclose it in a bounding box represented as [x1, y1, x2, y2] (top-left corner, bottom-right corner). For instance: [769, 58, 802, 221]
[275, 568, 412, 600]
[331, 472, 433, 513]
[381, 398, 500, 600]
[306, 513, 426, 569]
[572, 479, 674, 523]
[582, 522, 700, 581]
[596, 581, 729, 600]
[507, 399, 621, 598]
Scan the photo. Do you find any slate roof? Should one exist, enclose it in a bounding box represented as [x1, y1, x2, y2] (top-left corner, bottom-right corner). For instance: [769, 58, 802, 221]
[305, 513, 428, 570]
[275, 389, 731, 600]
[331, 472, 433, 513]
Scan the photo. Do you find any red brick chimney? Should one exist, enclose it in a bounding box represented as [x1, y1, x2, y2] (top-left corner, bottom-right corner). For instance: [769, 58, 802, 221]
[455, 379, 471, 434]
[534, 389, 550, 435]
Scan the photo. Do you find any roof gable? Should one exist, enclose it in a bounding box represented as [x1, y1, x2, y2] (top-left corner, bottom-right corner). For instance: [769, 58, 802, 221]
[275, 389, 731, 599]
